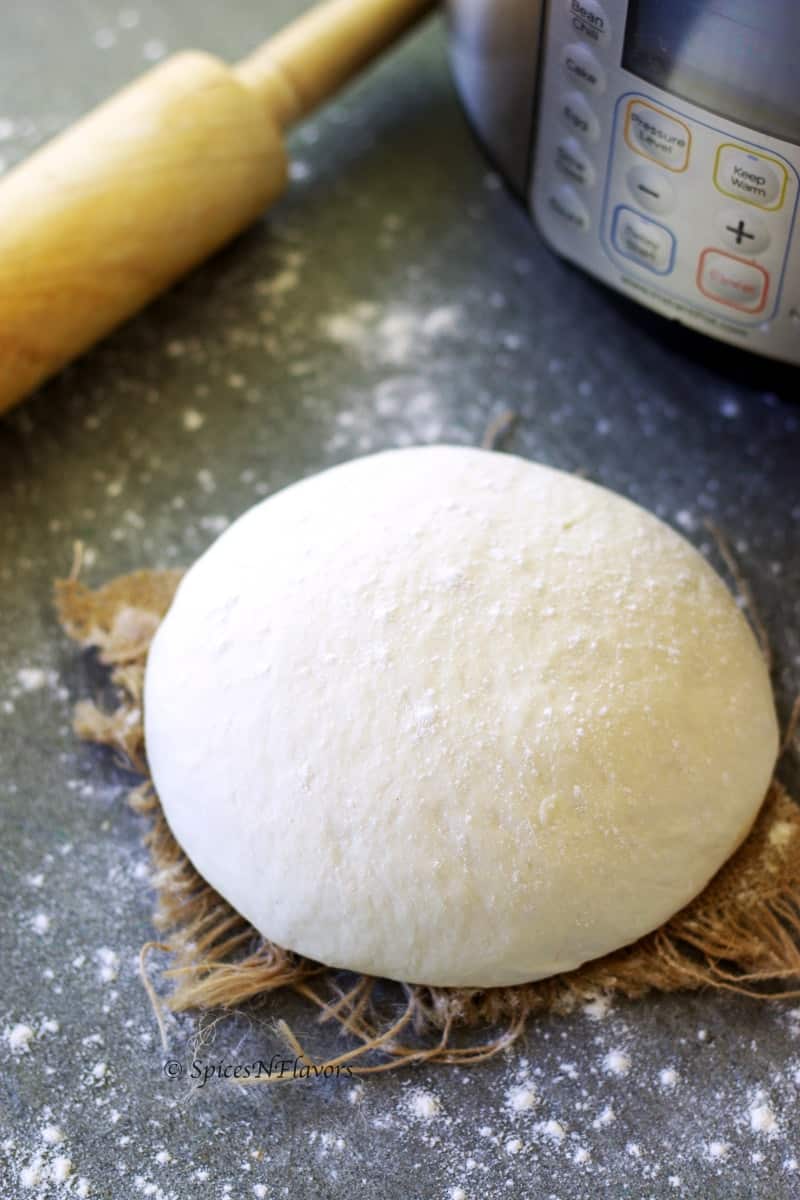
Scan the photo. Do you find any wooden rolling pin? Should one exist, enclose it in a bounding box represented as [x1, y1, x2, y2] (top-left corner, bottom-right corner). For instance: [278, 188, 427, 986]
[0, 0, 435, 414]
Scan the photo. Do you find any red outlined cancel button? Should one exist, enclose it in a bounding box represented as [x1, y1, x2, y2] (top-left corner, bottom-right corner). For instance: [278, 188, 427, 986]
[697, 249, 769, 314]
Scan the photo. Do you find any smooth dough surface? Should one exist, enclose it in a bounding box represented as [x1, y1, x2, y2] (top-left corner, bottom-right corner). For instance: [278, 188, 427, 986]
[144, 446, 778, 987]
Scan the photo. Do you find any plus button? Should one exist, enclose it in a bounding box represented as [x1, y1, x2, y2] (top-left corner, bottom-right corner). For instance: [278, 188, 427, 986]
[725, 218, 755, 246]
[718, 209, 770, 256]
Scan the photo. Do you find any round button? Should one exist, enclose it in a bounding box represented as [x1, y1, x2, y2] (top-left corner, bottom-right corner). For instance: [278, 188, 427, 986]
[626, 164, 677, 215]
[547, 184, 590, 232]
[567, 0, 611, 45]
[717, 208, 771, 255]
[561, 90, 600, 143]
[562, 43, 607, 94]
[556, 137, 596, 188]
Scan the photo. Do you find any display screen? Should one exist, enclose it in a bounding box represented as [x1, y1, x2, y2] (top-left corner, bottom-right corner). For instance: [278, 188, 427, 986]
[623, 1, 800, 144]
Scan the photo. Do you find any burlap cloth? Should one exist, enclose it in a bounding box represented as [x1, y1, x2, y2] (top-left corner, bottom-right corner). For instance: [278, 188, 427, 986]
[55, 558, 800, 1074]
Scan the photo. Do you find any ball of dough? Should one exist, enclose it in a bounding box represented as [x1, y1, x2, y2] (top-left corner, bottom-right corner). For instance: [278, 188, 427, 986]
[144, 446, 778, 987]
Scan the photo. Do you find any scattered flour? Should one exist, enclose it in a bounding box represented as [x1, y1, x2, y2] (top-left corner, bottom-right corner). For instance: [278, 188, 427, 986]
[182, 408, 205, 432]
[256, 264, 301, 299]
[593, 1105, 615, 1130]
[537, 1120, 566, 1144]
[707, 1140, 730, 1161]
[196, 468, 216, 494]
[20, 1159, 43, 1188]
[505, 1083, 537, 1113]
[768, 820, 795, 850]
[96, 947, 120, 985]
[7, 1023, 34, 1054]
[16, 668, 47, 691]
[320, 303, 461, 367]
[675, 509, 697, 533]
[748, 1094, 778, 1136]
[142, 38, 166, 61]
[582, 994, 612, 1021]
[603, 1049, 631, 1076]
[408, 1089, 441, 1120]
[719, 396, 741, 419]
[50, 1156, 72, 1183]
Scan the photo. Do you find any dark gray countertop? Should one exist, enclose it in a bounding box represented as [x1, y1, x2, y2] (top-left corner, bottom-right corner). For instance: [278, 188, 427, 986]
[2, 3, 800, 1197]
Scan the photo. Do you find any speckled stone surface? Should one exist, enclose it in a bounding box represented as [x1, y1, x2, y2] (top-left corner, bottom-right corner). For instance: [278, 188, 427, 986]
[2, 3, 800, 1198]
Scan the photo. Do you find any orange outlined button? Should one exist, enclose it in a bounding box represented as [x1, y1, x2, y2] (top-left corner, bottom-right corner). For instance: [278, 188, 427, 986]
[625, 100, 691, 172]
[697, 249, 769, 314]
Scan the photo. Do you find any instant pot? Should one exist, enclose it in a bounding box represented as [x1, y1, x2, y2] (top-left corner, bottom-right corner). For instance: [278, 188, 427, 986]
[449, 0, 800, 364]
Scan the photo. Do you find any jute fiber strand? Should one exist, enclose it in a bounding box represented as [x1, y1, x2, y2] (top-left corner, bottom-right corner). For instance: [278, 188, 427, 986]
[55, 551, 800, 1075]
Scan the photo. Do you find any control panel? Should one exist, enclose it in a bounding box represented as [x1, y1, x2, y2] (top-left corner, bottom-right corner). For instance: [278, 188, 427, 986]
[530, 0, 800, 363]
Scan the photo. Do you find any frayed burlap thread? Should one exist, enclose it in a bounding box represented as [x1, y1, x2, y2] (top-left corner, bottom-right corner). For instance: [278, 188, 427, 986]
[55, 563, 800, 1075]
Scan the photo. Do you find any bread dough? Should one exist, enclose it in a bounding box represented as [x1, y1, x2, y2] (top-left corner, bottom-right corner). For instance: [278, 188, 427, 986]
[144, 446, 778, 987]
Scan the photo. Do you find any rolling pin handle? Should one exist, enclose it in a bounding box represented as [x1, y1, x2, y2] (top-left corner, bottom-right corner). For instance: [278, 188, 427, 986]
[234, 0, 436, 128]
